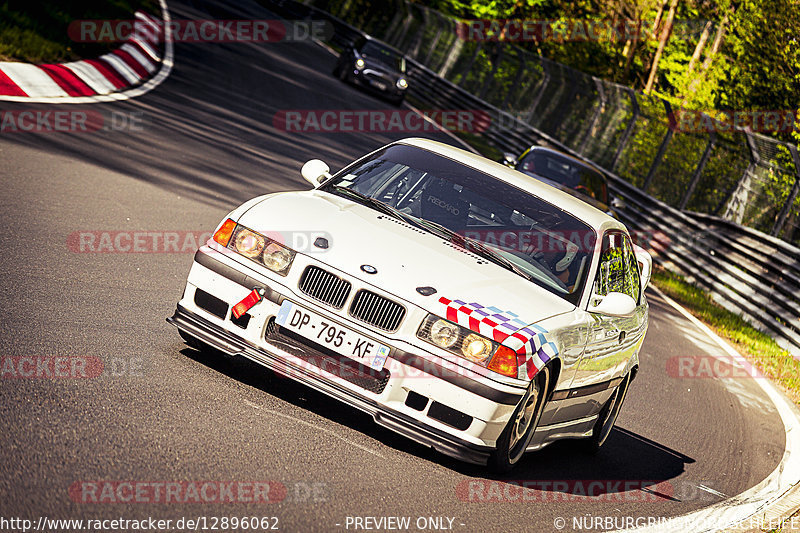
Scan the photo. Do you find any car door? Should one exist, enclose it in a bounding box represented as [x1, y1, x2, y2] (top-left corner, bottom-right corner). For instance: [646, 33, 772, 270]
[557, 230, 646, 419]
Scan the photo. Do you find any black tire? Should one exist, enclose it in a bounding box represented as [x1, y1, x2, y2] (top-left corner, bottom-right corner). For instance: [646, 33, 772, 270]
[338, 65, 349, 82]
[488, 365, 551, 473]
[584, 373, 631, 453]
[390, 95, 405, 107]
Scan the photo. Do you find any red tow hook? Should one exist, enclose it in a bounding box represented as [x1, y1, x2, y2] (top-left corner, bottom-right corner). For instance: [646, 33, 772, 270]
[232, 287, 266, 319]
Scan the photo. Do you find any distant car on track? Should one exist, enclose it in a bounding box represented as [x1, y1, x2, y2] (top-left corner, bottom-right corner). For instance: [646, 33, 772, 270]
[333, 35, 408, 106]
[503, 146, 623, 218]
[168, 138, 651, 472]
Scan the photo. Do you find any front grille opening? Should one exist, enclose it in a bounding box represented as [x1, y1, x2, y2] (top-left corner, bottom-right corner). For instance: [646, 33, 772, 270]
[230, 311, 251, 329]
[264, 318, 390, 394]
[194, 289, 228, 319]
[428, 401, 473, 431]
[349, 289, 406, 332]
[298, 266, 352, 309]
[405, 391, 429, 411]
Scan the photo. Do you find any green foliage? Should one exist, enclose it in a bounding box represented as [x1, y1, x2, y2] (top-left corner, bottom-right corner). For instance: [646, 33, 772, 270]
[0, 0, 158, 62]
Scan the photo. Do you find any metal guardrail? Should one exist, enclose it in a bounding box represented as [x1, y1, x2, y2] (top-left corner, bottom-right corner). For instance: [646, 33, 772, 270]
[267, 0, 800, 358]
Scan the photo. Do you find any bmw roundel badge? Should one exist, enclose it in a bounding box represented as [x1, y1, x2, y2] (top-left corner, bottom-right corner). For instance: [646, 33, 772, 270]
[360, 264, 378, 274]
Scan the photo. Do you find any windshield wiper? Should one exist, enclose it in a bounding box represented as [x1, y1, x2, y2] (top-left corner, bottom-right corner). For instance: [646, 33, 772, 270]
[413, 218, 533, 281]
[331, 185, 420, 226]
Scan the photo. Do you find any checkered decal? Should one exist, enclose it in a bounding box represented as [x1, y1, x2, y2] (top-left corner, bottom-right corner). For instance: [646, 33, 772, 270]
[437, 296, 558, 380]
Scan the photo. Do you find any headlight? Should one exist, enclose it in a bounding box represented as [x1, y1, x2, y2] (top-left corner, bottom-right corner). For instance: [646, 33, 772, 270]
[262, 242, 293, 273]
[429, 319, 459, 348]
[418, 314, 499, 367]
[396, 78, 408, 89]
[461, 333, 493, 363]
[355, 58, 365, 69]
[234, 229, 265, 258]
[227, 224, 295, 276]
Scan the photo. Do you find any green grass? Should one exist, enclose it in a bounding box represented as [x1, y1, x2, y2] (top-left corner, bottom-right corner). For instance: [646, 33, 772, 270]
[652, 267, 800, 402]
[0, 0, 158, 63]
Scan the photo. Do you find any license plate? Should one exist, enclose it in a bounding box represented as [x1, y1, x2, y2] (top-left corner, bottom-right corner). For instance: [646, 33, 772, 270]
[275, 301, 389, 371]
[370, 80, 387, 90]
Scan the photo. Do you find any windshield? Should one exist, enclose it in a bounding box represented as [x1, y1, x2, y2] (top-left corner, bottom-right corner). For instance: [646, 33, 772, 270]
[322, 144, 597, 305]
[360, 41, 406, 72]
[518, 151, 608, 204]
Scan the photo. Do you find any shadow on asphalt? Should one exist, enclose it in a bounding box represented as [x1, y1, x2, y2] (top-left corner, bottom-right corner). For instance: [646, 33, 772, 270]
[177, 339, 694, 501]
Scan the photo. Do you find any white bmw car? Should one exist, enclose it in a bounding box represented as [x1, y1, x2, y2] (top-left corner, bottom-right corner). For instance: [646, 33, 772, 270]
[168, 138, 651, 471]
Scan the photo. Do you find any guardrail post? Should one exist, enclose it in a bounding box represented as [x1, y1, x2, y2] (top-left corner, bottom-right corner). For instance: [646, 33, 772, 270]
[423, 12, 445, 67]
[524, 57, 550, 123]
[478, 43, 504, 101]
[393, 11, 415, 48]
[500, 52, 527, 111]
[408, 6, 428, 59]
[772, 145, 800, 237]
[610, 88, 639, 172]
[716, 131, 760, 217]
[457, 42, 482, 88]
[578, 77, 606, 154]
[642, 100, 674, 192]
[679, 133, 716, 210]
[383, 10, 407, 45]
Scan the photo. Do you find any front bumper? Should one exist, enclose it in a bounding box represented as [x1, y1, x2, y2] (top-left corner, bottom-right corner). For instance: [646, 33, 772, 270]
[168, 304, 492, 465]
[167, 248, 527, 465]
[350, 69, 406, 99]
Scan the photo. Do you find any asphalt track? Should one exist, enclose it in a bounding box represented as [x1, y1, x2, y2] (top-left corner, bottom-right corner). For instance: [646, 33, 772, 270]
[0, 0, 789, 531]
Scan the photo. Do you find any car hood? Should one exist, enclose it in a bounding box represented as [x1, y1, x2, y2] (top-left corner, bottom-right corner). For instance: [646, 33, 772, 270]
[363, 58, 403, 76]
[238, 190, 575, 324]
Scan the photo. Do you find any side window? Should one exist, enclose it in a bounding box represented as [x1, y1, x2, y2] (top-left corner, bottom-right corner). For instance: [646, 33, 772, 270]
[595, 232, 639, 302]
[595, 233, 626, 297]
[621, 235, 641, 303]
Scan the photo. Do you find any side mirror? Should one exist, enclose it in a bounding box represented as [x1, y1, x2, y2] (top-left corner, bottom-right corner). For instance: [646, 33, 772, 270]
[611, 196, 626, 210]
[301, 159, 331, 187]
[633, 244, 652, 290]
[501, 153, 517, 168]
[588, 291, 637, 317]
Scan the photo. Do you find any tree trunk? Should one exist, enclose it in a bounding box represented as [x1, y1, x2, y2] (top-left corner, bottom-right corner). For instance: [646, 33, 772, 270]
[651, 0, 667, 38]
[644, 0, 679, 94]
[685, 14, 728, 96]
[687, 20, 713, 73]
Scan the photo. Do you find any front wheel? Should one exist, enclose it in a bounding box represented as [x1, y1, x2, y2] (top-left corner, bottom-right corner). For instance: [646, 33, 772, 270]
[488, 365, 551, 473]
[585, 372, 631, 453]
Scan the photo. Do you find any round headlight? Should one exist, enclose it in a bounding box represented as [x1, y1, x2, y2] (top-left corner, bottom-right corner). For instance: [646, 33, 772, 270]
[234, 229, 265, 258]
[396, 78, 408, 89]
[461, 333, 493, 363]
[262, 242, 292, 272]
[430, 319, 459, 348]
[355, 58, 365, 69]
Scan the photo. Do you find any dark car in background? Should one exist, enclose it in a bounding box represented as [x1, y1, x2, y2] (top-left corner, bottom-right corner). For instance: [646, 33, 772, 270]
[333, 35, 409, 106]
[503, 146, 623, 218]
